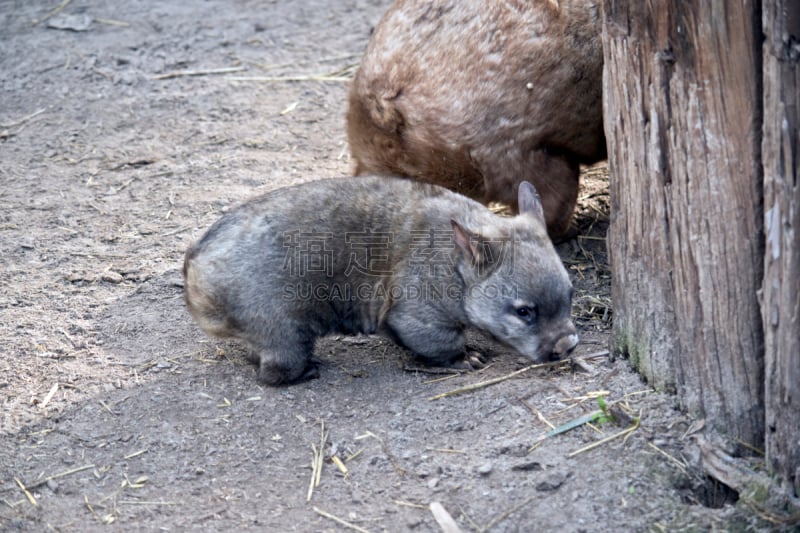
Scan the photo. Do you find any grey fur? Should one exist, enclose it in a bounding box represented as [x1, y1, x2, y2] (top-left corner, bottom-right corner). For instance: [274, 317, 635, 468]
[184, 176, 578, 385]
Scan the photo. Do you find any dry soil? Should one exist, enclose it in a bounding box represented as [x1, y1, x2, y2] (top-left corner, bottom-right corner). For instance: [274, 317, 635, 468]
[0, 1, 774, 531]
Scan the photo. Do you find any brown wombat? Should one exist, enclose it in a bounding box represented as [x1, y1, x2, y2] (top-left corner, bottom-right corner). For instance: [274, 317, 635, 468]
[184, 177, 578, 385]
[347, 0, 605, 240]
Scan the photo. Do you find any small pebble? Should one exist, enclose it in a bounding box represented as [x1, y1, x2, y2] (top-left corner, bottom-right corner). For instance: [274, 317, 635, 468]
[101, 271, 124, 284]
[536, 471, 567, 492]
[477, 462, 493, 476]
[512, 461, 542, 472]
[407, 516, 424, 529]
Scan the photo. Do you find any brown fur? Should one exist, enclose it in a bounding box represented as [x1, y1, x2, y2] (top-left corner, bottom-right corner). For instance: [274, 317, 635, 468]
[347, 0, 605, 239]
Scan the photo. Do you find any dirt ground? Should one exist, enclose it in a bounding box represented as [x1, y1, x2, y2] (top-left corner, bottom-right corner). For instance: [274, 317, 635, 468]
[0, 1, 776, 531]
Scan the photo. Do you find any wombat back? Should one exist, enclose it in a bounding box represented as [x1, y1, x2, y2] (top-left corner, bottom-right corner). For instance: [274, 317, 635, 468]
[347, 0, 604, 239]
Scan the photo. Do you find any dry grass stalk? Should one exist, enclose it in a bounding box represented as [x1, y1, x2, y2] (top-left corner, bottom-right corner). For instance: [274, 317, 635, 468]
[422, 373, 462, 385]
[123, 449, 148, 460]
[521, 398, 556, 429]
[344, 448, 364, 462]
[122, 473, 148, 489]
[99, 400, 118, 416]
[84, 495, 101, 520]
[0, 108, 47, 129]
[229, 60, 358, 83]
[418, 363, 495, 383]
[331, 455, 348, 475]
[14, 477, 36, 506]
[433, 448, 466, 454]
[735, 437, 765, 456]
[307, 446, 320, 501]
[428, 360, 568, 401]
[40, 382, 58, 409]
[430, 501, 464, 533]
[313, 507, 371, 533]
[479, 496, 536, 533]
[31, 0, 71, 26]
[324, 62, 359, 78]
[394, 499, 427, 509]
[94, 18, 129, 27]
[245, 53, 358, 72]
[355, 431, 406, 477]
[225, 74, 351, 83]
[160, 225, 191, 237]
[405, 365, 465, 376]
[567, 418, 640, 457]
[91, 67, 113, 81]
[27, 463, 95, 490]
[647, 442, 689, 475]
[152, 66, 246, 80]
[677, 419, 705, 442]
[458, 504, 481, 531]
[574, 293, 612, 323]
[569, 390, 611, 402]
[584, 350, 611, 360]
[306, 420, 327, 501]
[117, 500, 177, 505]
[314, 431, 325, 488]
[280, 101, 299, 115]
[532, 410, 604, 446]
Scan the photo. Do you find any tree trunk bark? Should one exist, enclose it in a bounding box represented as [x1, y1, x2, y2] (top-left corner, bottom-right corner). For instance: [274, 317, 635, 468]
[601, 1, 765, 447]
[762, 0, 800, 496]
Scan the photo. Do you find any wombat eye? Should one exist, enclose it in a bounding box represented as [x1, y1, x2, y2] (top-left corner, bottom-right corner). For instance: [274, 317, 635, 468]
[515, 306, 535, 319]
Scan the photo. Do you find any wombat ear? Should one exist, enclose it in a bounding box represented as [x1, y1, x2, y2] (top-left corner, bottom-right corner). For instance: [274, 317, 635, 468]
[451, 220, 484, 265]
[518, 181, 545, 223]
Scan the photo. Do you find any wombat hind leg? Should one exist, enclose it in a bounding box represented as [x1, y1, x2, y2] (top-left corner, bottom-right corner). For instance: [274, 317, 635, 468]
[256, 351, 319, 386]
[251, 336, 318, 386]
[242, 322, 319, 386]
[483, 148, 580, 240]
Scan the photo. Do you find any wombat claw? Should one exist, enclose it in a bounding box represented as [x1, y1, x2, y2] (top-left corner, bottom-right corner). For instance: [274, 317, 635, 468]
[466, 350, 487, 369]
[452, 350, 486, 370]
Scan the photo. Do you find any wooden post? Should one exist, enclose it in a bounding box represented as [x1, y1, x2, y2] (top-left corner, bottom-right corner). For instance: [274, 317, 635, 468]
[601, 1, 765, 447]
[762, 0, 800, 495]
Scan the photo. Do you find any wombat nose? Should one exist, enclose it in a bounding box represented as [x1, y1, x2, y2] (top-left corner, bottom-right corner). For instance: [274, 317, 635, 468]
[550, 333, 579, 360]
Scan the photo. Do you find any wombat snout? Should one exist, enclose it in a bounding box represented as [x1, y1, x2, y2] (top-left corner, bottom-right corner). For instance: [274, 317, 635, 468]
[550, 331, 580, 361]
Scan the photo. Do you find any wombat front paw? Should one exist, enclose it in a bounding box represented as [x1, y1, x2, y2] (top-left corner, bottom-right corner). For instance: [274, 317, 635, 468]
[465, 350, 487, 369]
[450, 350, 486, 370]
[257, 360, 319, 386]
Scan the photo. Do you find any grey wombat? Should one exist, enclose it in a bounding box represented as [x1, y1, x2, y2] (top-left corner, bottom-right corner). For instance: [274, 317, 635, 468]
[184, 177, 578, 385]
[347, 0, 605, 240]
